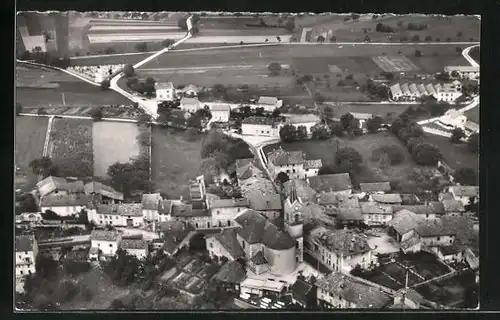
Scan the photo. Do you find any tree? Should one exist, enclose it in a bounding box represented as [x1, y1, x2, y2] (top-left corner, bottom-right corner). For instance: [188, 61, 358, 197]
[296, 125, 308, 140]
[135, 42, 147, 52]
[366, 116, 383, 133]
[123, 64, 135, 77]
[91, 107, 103, 121]
[411, 143, 441, 166]
[330, 35, 337, 42]
[317, 35, 325, 43]
[284, 19, 295, 32]
[268, 62, 282, 76]
[467, 133, 479, 153]
[279, 124, 297, 142]
[103, 249, 140, 287]
[29, 156, 57, 178]
[255, 107, 265, 117]
[454, 167, 478, 186]
[335, 147, 363, 174]
[162, 38, 175, 48]
[37, 108, 47, 115]
[311, 123, 330, 140]
[450, 127, 466, 143]
[457, 31, 463, 38]
[100, 79, 110, 90]
[414, 50, 422, 58]
[178, 17, 188, 30]
[276, 172, 290, 184]
[425, 35, 432, 41]
[412, 35, 420, 42]
[329, 121, 344, 137]
[371, 145, 405, 165]
[340, 113, 359, 133]
[16, 103, 22, 115]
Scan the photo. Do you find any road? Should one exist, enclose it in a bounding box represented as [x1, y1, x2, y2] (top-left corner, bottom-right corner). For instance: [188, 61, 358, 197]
[461, 45, 480, 68]
[18, 112, 158, 124]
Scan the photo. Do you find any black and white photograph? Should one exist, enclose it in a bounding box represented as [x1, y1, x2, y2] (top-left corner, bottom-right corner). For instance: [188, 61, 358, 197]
[14, 11, 480, 311]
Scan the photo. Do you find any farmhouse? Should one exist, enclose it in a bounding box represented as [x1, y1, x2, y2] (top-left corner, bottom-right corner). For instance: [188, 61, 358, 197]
[279, 114, 321, 135]
[241, 116, 278, 137]
[415, 220, 456, 247]
[15, 235, 38, 278]
[306, 173, 353, 195]
[156, 220, 194, 255]
[267, 149, 303, 180]
[442, 199, 466, 216]
[359, 182, 392, 194]
[87, 203, 143, 227]
[155, 82, 175, 102]
[90, 230, 122, 257]
[210, 104, 231, 123]
[425, 83, 437, 97]
[369, 194, 402, 205]
[306, 226, 374, 273]
[317, 193, 359, 210]
[84, 181, 124, 204]
[408, 83, 419, 99]
[120, 239, 149, 260]
[208, 198, 250, 228]
[436, 83, 462, 103]
[360, 202, 394, 226]
[444, 66, 480, 80]
[387, 209, 425, 253]
[40, 194, 91, 217]
[316, 272, 392, 309]
[206, 228, 246, 261]
[180, 97, 202, 113]
[447, 186, 479, 206]
[416, 83, 427, 96]
[400, 83, 412, 100]
[36, 176, 85, 199]
[141, 193, 162, 222]
[256, 96, 283, 112]
[437, 109, 467, 130]
[430, 243, 464, 263]
[178, 84, 200, 97]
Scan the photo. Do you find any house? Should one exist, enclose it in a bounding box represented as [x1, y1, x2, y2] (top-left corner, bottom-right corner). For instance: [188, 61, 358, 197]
[448, 186, 479, 206]
[36, 176, 84, 199]
[430, 243, 464, 263]
[390, 83, 403, 101]
[307, 173, 353, 195]
[180, 97, 202, 113]
[306, 226, 374, 273]
[206, 228, 246, 262]
[452, 80, 463, 92]
[15, 235, 38, 278]
[90, 230, 122, 257]
[359, 182, 392, 195]
[369, 193, 402, 205]
[157, 220, 194, 256]
[408, 83, 420, 99]
[84, 181, 123, 204]
[284, 179, 317, 204]
[40, 194, 90, 217]
[361, 202, 394, 226]
[171, 202, 211, 229]
[244, 191, 282, 220]
[240, 277, 286, 298]
[350, 113, 374, 131]
[464, 247, 479, 270]
[178, 84, 200, 97]
[266, 149, 307, 180]
[317, 193, 359, 211]
[442, 199, 466, 216]
[415, 220, 456, 247]
[391, 205, 437, 220]
[425, 83, 437, 98]
[120, 239, 149, 260]
[158, 199, 174, 222]
[279, 114, 321, 135]
[142, 193, 162, 222]
[392, 288, 424, 309]
[212, 260, 247, 293]
[87, 203, 143, 227]
[316, 272, 392, 309]
[208, 198, 250, 228]
[444, 66, 480, 80]
[428, 201, 446, 217]
[162, 109, 189, 129]
[387, 209, 425, 253]
[247, 251, 269, 275]
[256, 96, 283, 112]
[155, 82, 175, 102]
[210, 104, 231, 123]
[400, 194, 421, 205]
[436, 83, 462, 103]
[400, 83, 411, 100]
[416, 83, 427, 96]
[291, 278, 316, 308]
[241, 116, 278, 137]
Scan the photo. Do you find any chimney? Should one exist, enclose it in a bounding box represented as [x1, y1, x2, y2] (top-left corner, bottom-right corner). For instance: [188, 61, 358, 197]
[180, 195, 183, 202]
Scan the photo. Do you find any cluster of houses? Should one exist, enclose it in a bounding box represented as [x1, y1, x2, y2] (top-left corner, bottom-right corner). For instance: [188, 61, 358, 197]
[68, 64, 125, 84]
[390, 81, 463, 103]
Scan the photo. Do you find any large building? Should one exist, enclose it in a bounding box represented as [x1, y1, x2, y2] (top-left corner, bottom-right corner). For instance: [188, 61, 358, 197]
[15, 235, 38, 278]
[266, 148, 322, 180]
[241, 116, 279, 137]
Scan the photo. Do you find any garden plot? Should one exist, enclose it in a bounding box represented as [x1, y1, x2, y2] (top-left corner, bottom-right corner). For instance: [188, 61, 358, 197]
[372, 55, 420, 72]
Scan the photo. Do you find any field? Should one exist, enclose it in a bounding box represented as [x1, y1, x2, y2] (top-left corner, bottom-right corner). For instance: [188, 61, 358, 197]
[263, 131, 416, 185]
[321, 103, 415, 119]
[422, 134, 479, 170]
[463, 106, 479, 124]
[49, 118, 94, 178]
[151, 126, 202, 199]
[92, 122, 141, 177]
[16, 64, 130, 108]
[469, 46, 480, 63]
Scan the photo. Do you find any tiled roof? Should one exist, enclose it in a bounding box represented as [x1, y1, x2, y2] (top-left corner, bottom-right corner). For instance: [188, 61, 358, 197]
[36, 176, 69, 198]
[388, 209, 424, 235]
[84, 181, 124, 200]
[359, 182, 391, 193]
[449, 186, 479, 198]
[428, 201, 445, 215]
[120, 239, 148, 250]
[267, 149, 305, 166]
[242, 116, 274, 126]
[66, 181, 85, 193]
[390, 83, 402, 96]
[284, 114, 321, 124]
[371, 193, 402, 204]
[155, 82, 174, 90]
[401, 83, 410, 95]
[96, 203, 119, 215]
[464, 121, 479, 132]
[400, 194, 420, 205]
[438, 242, 463, 256]
[442, 200, 465, 213]
[180, 97, 201, 105]
[141, 193, 162, 210]
[391, 205, 431, 216]
[309, 226, 371, 255]
[214, 228, 245, 260]
[307, 173, 352, 193]
[250, 251, 268, 265]
[258, 96, 278, 105]
[400, 234, 421, 250]
[417, 83, 427, 95]
[351, 112, 373, 120]
[16, 235, 34, 252]
[210, 104, 230, 112]
[425, 83, 437, 95]
[213, 260, 246, 284]
[444, 65, 479, 72]
[317, 272, 391, 308]
[158, 200, 173, 215]
[416, 219, 456, 237]
[291, 279, 313, 304]
[117, 203, 143, 217]
[91, 230, 121, 241]
[409, 83, 419, 95]
[40, 194, 91, 207]
[304, 159, 323, 170]
[234, 209, 296, 250]
[284, 179, 317, 203]
[180, 84, 199, 93]
[336, 207, 364, 221]
[209, 198, 250, 209]
[171, 203, 209, 217]
[361, 202, 394, 215]
[245, 189, 282, 212]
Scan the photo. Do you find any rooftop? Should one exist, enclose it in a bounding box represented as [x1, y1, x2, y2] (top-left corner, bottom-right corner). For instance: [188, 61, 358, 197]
[336, 207, 364, 222]
[444, 65, 480, 73]
[250, 251, 268, 265]
[171, 203, 209, 217]
[158, 200, 174, 215]
[213, 228, 246, 260]
[247, 192, 282, 212]
[84, 181, 123, 201]
[361, 202, 394, 215]
[307, 173, 353, 193]
[180, 97, 201, 105]
[16, 235, 34, 252]
[304, 159, 323, 170]
[210, 104, 231, 112]
[351, 112, 374, 120]
[283, 114, 321, 124]
[117, 203, 143, 217]
[242, 116, 274, 126]
[291, 278, 314, 303]
[209, 198, 250, 209]
[213, 261, 247, 284]
[155, 82, 174, 90]
[371, 193, 402, 204]
[36, 176, 69, 198]
[120, 239, 148, 250]
[391, 205, 431, 216]
[40, 194, 91, 207]
[91, 230, 121, 242]
[258, 96, 279, 105]
[284, 179, 317, 203]
[388, 209, 425, 235]
[359, 182, 392, 193]
[267, 149, 306, 166]
[141, 193, 162, 210]
[442, 199, 465, 212]
[428, 201, 445, 215]
[449, 186, 479, 198]
[309, 226, 371, 256]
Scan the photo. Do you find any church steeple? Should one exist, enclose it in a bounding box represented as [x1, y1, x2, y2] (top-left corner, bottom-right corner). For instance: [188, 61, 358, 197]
[289, 179, 299, 205]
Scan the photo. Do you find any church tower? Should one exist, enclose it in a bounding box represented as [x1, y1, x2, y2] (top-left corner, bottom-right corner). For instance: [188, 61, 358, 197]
[284, 180, 304, 263]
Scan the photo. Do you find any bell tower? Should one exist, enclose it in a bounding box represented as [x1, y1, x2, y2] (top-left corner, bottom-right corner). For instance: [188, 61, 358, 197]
[284, 180, 304, 263]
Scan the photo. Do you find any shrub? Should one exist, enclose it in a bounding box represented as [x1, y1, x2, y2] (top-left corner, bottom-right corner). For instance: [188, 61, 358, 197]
[371, 145, 405, 165]
[414, 50, 422, 58]
[123, 64, 135, 77]
[135, 42, 148, 52]
[100, 79, 110, 90]
[91, 107, 103, 121]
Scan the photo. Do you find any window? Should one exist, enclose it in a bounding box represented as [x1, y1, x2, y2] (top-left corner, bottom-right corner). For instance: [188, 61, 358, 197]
[292, 169, 296, 173]
[209, 243, 213, 248]
[25, 258, 30, 263]
[426, 214, 429, 218]
[237, 208, 240, 212]
[242, 241, 245, 249]
[99, 221, 103, 225]
[217, 210, 220, 215]
[20, 270, 23, 275]
[97, 243, 100, 247]
[437, 236, 441, 241]
[109, 244, 113, 248]
[227, 220, 231, 226]
[18, 255, 21, 259]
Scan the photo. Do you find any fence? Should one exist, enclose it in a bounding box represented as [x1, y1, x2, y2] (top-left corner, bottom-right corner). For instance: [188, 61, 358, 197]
[410, 270, 459, 289]
[346, 273, 398, 295]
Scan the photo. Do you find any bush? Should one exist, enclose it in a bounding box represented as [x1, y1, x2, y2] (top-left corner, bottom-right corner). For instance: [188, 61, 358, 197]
[411, 143, 441, 166]
[91, 107, 103, 121]
[414, 50, 422, 57]
[162, 39, 174, 47]
[376, 23, 394, 33]
[100, 79, 110, 90]
[371, 145, 405, 165]
[123, 64, 135, 77]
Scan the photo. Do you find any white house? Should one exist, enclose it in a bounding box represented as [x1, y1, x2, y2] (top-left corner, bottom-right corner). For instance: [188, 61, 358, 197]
[390, 83, 403, 101]
[241, 116, 278, 137]
[444, 66, 480, 80]
[141, 193, 162, 222]
[207, 198, 250, 228]
[256, 96, 283, 112]
[87, 203, 143, 227]
[408, 83, 420, 99]
[120, 239, 149, 260]
[448, 186, 479, 206]
[40, 194, 90, 217]
[178, 84, 200, 97]
[90, 230, 122, 257]
[15, 235, 38, 278]
[416, 83, 427, 96]
[155, 82, 175, 102]
[361, 202, 394, 226]
[279, 114, 321, 135]
[266, 149, 308, 180]
[210, 104, 231, 123]
[438, 108, 467, 130]
[430, 244, 464, 263]
[400, 83, 412, 100]
[425, 83, 437, 98]
[180, 97, 202, 113]
[436, 83, 462, 103]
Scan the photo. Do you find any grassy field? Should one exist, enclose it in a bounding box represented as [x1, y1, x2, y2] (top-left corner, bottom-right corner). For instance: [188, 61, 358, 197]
[68, 52, 152, 66]
[416, 270, 477, 307]
[469, 46, 480, 63]
[321, 103, 415, 119]
[16, 65, 131, 108]
[463, 106, 479, 124]
[422, 133, 478, 170]
[92, 122, 141, 177]
[50, 118, 94, 178]
[151, 126, 202, 199]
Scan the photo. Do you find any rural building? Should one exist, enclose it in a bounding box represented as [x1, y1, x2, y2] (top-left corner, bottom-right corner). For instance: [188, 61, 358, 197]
[15, 235, 38, 277]
[408, 83, 419, 99]
[141, 193, 162, 222]
[158, 199, 174, 222]
[350, 113, 374, 131]
[444, 66, 480, 80]
[306, 173, 353, 195]
[241, 116, 278, 137]
[369, 193, 402, 205]
[180, 97, 202, 113]
[415, 220, 456, 247]
[90, 230, 122, 257]
[256, 96, 283, 112]
[436, 83, 462, 103]
[359, 182, 392, 195]
[316, 272, 392, 309]
[156, 220, 194, 256]
[416, 83, 427, 96]
[447, 186, 479, 206]
[170, 202, 211, 229]
[210, 104, 231, 123]
[178, 84, 200, 97]
[155, 82, 175, 102]
[442, 199, 466, 216]
[16, 212, 43, 224]
[212, 260, 247, 293]
[84, 181, 123, 204]
[464, 120, 479, 134]
[208, 198, 250, 228]
[36, 176, 85, 199]
[244, 190, 282, 219]
[206, 228, 246, 261]
[437, 109, 467, 129]
[391, 205, 437, 220]
[120, 239, 149, 260]
[266, 149, 305, 180]
[400, 83, 412, 100]
[40, 194, 91, 217]
[361, 202, 394, 226]
[425, 83, 437, 97]
[240, 277, 286, 298]
[87, 203, 143, 227]
[387, 209, 425, 253]
[290, 278, 316, 308]
[305, 226, 374, 274]
[430, 243, 464, 263]
[279, 114, 321, 135]
[390, 83, 403, 101]
[392, 288, 424, 309]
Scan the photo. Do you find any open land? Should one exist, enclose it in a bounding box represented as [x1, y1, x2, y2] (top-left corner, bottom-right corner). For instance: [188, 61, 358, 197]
[422, 134, 478, 170]
[151, 126, 202, 199]
[92, 122, 141, 177]
[463, 105, 479, 124]
[16, 65, 131, 108]
[321, 103, 415, 119]
[469, 46, 480, 64]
